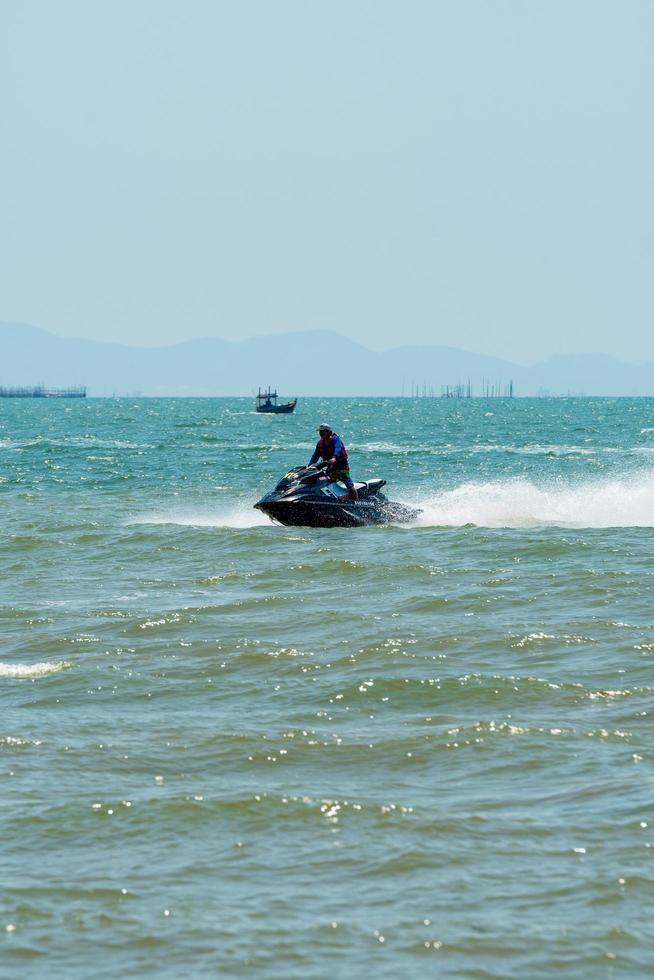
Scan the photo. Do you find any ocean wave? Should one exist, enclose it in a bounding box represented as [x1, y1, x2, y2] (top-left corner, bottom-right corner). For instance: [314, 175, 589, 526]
[413, 472, 654, 528]
[353, 442, 650, 458]
[0, 436, 150, 450]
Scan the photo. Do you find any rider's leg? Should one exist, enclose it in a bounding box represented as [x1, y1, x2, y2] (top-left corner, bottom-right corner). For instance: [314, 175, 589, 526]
[344, 474, 358, 500]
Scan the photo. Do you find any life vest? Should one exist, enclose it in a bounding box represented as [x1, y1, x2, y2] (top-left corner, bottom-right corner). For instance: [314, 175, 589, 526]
[319, 434, 348, 465]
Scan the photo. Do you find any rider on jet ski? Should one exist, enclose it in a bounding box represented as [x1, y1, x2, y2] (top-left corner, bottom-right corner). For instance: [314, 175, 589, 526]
[309, 424, 359, 500]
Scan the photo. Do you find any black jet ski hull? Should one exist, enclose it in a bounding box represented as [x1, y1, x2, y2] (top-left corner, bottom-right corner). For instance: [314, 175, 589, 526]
[255, 494, 420, 528]
[257, 499, 376, 527]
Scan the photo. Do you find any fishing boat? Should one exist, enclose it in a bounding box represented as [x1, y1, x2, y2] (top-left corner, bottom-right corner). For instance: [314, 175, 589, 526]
[255, 388, 297, 414]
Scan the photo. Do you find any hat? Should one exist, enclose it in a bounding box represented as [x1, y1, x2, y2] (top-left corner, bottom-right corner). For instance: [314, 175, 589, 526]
[317, 423, 332, 432]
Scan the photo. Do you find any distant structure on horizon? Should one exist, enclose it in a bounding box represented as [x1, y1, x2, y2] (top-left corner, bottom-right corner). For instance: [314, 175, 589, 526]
[403, 378, 515, 398]
[0, 385, 87, 398]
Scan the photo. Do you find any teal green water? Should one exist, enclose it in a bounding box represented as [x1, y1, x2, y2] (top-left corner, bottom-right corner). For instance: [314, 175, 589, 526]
[2, 397, 654, 978]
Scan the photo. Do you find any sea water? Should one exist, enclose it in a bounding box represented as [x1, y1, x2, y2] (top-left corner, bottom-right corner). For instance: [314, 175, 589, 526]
[2, 397, 654, 979]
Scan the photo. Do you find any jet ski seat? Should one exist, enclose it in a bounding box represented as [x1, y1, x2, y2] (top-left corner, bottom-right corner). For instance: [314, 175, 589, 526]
[355, 478, 386, 496]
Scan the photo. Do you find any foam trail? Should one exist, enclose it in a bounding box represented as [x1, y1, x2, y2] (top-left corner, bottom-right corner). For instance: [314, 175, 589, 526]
[413, 473, 654, 529]
[133, 503, 270, 529]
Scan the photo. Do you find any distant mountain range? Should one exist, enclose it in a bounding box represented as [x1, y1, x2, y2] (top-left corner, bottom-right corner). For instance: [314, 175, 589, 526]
[1, 321, 653, 397]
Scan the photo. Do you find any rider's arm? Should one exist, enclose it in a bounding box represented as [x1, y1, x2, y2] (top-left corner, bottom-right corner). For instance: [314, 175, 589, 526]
[308, 442, 321, 465]
[331, 434, 345, 462]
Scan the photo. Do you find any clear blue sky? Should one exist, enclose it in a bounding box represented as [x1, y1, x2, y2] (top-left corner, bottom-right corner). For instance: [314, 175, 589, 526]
[1, 0, 652, 363]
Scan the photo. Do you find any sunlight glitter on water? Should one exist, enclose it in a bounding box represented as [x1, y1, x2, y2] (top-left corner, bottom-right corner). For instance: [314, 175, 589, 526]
[3, 397, 654, 980]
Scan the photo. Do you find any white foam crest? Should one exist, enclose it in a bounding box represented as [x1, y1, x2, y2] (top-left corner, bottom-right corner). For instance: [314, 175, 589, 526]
[132, 503, 270, 529]
[0, 736, 43, 746]
[0, 661, 71, 679]
[413, 472, 654, 528]
[355, 441, 418, 454]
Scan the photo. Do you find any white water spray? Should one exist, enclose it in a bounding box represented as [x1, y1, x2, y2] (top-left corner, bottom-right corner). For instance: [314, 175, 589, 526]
[413, 472, 654, 529]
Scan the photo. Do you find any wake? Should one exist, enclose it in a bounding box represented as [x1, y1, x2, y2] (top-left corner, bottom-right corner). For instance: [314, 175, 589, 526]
[413, 472, 654, 529]
[132, 503, 270, 529]
[132, 473, 654, 531]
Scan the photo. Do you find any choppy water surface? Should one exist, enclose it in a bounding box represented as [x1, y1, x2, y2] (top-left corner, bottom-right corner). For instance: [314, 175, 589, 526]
[2, 397, 654, 979]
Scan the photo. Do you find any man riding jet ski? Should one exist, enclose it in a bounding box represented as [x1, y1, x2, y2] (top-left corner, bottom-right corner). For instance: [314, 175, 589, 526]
[309, 423, 358, 500]
[254, 424, 421, 528]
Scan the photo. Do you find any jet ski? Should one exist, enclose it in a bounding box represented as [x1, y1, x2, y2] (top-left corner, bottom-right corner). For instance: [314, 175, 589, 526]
[254, 463, 421, 528]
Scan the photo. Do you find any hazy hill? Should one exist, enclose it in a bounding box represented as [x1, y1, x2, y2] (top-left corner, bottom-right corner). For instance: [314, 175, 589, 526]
[0, 322, 652, 397]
